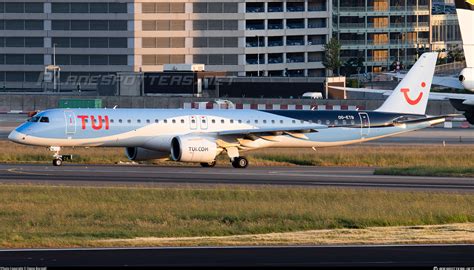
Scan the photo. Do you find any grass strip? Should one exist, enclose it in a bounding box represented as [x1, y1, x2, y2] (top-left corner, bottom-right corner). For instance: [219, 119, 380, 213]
[374, 167, 474, 177]
[0, 184, 473, 248]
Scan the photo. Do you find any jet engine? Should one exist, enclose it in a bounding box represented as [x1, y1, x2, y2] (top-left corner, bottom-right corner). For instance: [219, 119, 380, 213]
[459, 68, 474, 92]
[170, 136, 219, 163]
[125, 147, 169, 161]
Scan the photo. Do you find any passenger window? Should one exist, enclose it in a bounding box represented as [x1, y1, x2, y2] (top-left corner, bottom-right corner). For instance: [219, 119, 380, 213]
[246, 120, 251, 124]
[155, 119, 159, 123]
[111, 119, 114, 123]
[85, 119, 89, 123]
[119, 119, 123, 123]
[221, 119, 225, 124]
[300, 120, 304, 124]
[255, 120, 258, 124]
[172, 119, 176, 124]
[230, 120, 234, 124]
[127, 119, 131, 123]
[334, 120, 338, 125]
[137, 119, 141, 123]
[317, 120, 322, 124]
[238, 120, 242, 124]
[271, 120, 275, 124]
[263, 120, 267, 124]
[181, 119, 185, 124]
[212, 119, 216, 124]
[147, 119, 150, 123]
[191, 119, 195, 124]
[280, 120, 284, 124]
[164, 119, 168, 123]
[326, 120, 330, 125]
[343, 120, 347, 125]
[292, 120, 296, 124]
[351, 120, 355, 125]
[40, 117, 49, 123]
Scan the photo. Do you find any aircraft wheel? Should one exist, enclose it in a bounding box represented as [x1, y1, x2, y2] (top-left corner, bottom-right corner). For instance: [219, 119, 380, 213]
[53, 158, 63, 167]
[200, 161, 216, 168]
[232, 157, 248, 169]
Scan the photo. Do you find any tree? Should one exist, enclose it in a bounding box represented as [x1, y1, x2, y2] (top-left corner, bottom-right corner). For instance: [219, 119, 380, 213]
[323, 38, 342, 76]
[448, 46, 465, 62]
[342, 57, 364, 76]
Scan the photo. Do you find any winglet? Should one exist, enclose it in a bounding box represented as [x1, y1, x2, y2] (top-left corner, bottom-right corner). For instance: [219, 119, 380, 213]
[376, 52, 438, 115]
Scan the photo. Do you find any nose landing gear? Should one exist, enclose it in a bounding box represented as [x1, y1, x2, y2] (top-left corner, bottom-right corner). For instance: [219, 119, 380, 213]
[49, 146, 72, 166]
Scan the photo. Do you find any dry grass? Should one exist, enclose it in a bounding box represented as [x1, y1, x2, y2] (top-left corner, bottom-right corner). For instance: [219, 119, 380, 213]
[0, 184, 473, 248]
[96, 223, 474, 247]
[2, 140, 474, 168]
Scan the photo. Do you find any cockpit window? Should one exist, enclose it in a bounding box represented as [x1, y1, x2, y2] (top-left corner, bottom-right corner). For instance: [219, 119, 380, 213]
[39, 117, 50, 123]
[28, 116, 40, 122]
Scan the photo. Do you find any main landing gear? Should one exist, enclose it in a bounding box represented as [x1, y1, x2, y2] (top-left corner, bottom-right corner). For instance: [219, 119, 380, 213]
[49, 146, 72, 166]
[199, 157, 249, 168]
[198, 147, 249, 169]
[231, 156, 249, 169]
[225, 146, 249, 169]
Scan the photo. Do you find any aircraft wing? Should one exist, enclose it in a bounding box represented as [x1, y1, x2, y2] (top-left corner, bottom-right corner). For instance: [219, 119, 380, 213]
[385, 73, 465, 90]
[329, 86, 391, 96]
[216, 124, 328, 137]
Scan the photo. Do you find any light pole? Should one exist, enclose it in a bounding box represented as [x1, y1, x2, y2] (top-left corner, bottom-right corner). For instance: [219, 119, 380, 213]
[53, 43, 56, 92]
[256, 35, 260, 77]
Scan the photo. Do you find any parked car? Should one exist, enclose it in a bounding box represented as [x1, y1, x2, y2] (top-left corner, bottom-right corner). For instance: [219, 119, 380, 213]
[302, 92, 323, 99]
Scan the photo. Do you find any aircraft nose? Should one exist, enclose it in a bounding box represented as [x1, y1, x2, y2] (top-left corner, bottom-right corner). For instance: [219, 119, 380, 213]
[8, 130, 27, 143]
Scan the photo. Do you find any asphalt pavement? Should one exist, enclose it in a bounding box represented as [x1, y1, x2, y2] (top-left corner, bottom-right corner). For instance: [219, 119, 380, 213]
[1, 245, 473, 267]
[1, 164, 474, 191]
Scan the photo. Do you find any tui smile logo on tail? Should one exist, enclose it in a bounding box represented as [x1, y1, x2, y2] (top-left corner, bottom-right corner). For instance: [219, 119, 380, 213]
[400, 82, 426, 105]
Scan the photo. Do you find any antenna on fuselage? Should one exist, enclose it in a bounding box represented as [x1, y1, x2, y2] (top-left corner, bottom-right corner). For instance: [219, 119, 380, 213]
[113, 105, 118, 109]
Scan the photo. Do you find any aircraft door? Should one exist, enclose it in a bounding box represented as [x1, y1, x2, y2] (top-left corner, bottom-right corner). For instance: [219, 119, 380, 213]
[359, 112, 370, 138]
[190, 116, 198, 130]
[64, 111, 76, 135]
[200, 116, 208, 130]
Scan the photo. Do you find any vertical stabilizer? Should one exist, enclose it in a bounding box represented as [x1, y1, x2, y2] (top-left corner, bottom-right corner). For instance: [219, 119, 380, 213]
[376, 52, 438, 115]
[455, 0, 474, 67]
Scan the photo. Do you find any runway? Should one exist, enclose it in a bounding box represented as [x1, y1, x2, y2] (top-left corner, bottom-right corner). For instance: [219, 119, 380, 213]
[1, 164, 474, 191]
[1, 245, 473, 266]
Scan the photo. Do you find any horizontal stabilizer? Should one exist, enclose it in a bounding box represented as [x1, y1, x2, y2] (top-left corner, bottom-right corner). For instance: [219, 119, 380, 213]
[393, 114, 459, 125]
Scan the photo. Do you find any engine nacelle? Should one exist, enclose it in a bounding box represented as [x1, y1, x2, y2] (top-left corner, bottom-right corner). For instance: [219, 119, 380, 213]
[459, 68, 474, 92]
[171, 136, 218, 163]
[125, 147, 169, 161]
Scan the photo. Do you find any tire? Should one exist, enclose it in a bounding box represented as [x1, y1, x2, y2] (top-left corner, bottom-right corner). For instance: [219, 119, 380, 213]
[232, 157, 248, 169]
[53, 158, 63, 166]
[200, 161, 216, 168]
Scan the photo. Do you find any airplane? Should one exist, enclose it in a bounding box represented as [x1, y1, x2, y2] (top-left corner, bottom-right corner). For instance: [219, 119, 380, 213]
[9, 52, 449, 169]
[344, 0, 474, 123]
